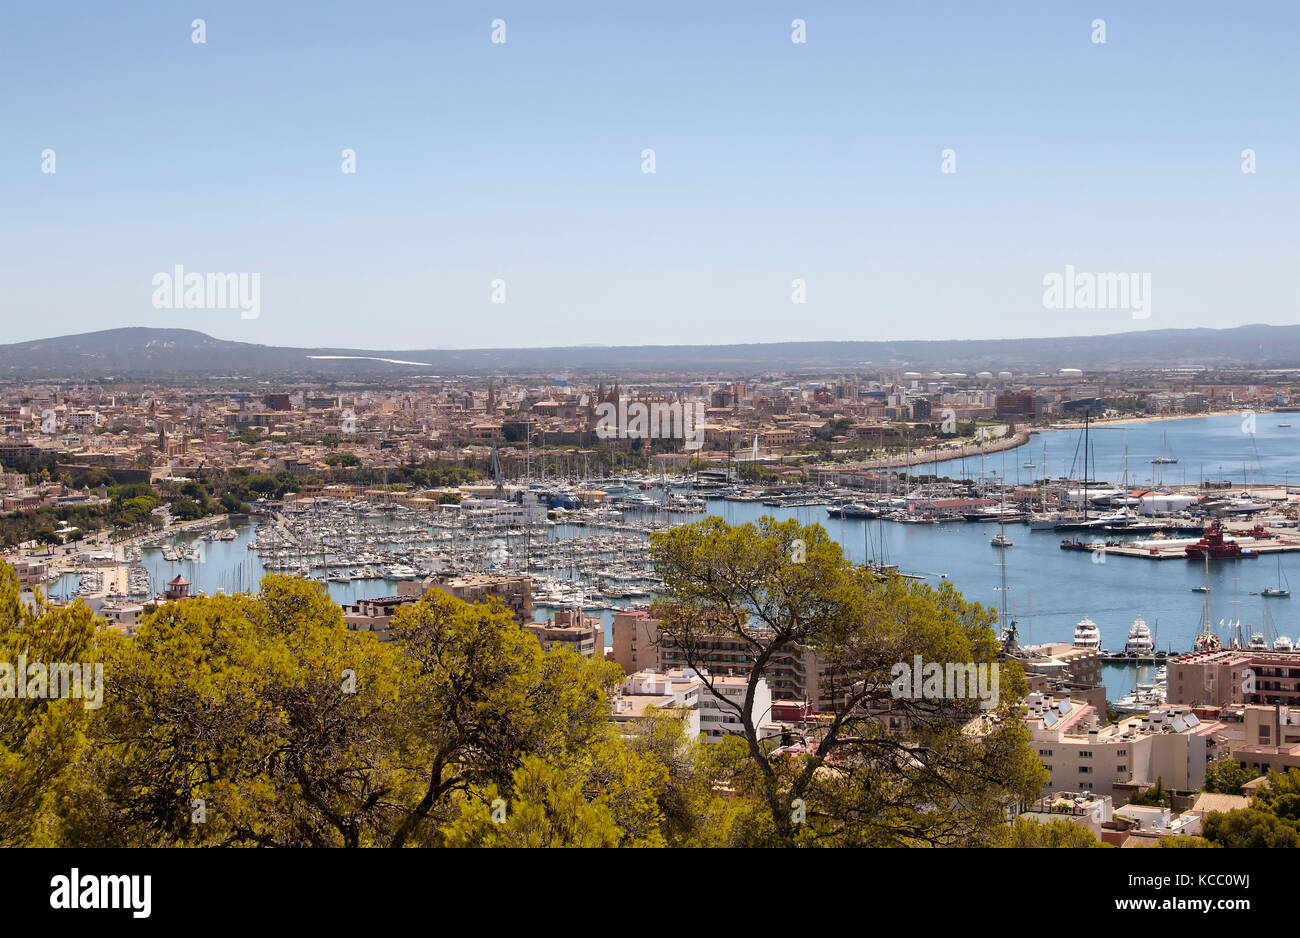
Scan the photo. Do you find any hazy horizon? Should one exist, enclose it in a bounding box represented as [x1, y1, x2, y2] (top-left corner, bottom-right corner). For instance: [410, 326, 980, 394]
[5, 320, 1299, 354]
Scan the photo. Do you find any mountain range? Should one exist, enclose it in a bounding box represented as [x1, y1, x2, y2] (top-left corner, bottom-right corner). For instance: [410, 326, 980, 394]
[1, 324, 1297, 378]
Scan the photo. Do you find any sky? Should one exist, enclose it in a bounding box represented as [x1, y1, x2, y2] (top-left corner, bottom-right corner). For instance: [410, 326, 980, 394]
[1, 1, 1296, 350]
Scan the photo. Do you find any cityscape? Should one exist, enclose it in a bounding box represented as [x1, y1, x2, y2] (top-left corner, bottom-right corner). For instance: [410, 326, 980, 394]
[3, 328, 1300, 853]
[1, 0, 1297, 918]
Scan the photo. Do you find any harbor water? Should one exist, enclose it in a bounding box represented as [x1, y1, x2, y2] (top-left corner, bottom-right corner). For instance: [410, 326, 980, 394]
[47, 414, 1300, 702]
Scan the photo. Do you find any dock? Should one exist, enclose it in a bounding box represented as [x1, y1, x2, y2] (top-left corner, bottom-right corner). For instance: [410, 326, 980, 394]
[1062, 538, 1300, 561]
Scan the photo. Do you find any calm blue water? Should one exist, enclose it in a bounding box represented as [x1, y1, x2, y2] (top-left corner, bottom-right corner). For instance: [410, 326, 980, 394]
[712, 498, 1298, 696]
[915, 413, 1299, 487]
[51, 524, 400, 607]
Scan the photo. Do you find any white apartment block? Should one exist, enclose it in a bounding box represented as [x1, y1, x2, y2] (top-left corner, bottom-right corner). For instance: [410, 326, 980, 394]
[1026, 693, 1223, 799]
[612, 668, 775, 744]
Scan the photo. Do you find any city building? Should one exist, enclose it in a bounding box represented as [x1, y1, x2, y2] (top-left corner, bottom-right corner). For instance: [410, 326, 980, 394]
[611, 610, 824, 708]
[611, 667, 777, 743]
[525, 607, 604, 659]
[1025, 693, 1223, 801]
[1169, 648, 1300, 709]
[421, 573, 534, 625]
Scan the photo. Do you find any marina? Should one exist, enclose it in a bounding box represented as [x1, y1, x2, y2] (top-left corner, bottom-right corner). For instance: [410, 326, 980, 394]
[34, 414, 1300, 703]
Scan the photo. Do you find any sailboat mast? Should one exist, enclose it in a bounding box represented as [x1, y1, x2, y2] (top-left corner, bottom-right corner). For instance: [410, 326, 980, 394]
[1083, 409, 1090, 522]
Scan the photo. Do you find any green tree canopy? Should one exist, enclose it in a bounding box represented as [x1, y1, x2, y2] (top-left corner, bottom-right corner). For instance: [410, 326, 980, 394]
[648, 516, 1046, 847]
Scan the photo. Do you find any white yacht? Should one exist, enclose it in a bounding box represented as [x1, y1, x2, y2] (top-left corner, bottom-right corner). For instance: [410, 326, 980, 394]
[1073, 616, 1102, 651]
[1274, 635, 1295, 652]
[1113, 681, 1168, 714]
[1123, 616, 1154, 655]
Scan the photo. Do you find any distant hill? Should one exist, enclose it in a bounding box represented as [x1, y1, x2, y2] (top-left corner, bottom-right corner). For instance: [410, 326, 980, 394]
[1, 324, 1297, 378]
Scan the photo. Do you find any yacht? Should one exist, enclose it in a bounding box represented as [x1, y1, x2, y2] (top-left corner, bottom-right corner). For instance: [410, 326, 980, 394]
[1073, 616, 1102, 651]
[1113, 681, 1168, 714]
[1261, 556, 1290, 598]
[990, 532, 1013, 549]
[1247, 632, 1270, 651]
[1027, 510, 1075, 531]
[1123, 616, 1154, 656]
[1274, 635, 1295, 651]
[826, 503, 878, 519]
[533, 586, 587, 608]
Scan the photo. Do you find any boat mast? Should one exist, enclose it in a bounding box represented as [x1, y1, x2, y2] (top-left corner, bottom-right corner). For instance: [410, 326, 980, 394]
[998, 503, 1009, 633]
[1083, 409, 1090, 523]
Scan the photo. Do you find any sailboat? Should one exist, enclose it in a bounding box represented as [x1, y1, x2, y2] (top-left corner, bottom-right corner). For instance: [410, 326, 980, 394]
[1152, 431, 1178, 464]
[995, 497, 1017, 648]
[1262, 555, 1291, 598]
[990, 462, 1013, 548]
[1192, 551, 1222, 652]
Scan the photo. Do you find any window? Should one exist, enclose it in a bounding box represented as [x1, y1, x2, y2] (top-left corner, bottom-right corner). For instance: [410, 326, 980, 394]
[1038, 749, 1053, 757]
[1116, 749, 1127, 756]
[1078, 766, 1092, 775]
[1078, 750, 1092, 758]
[1259, 727, 1272, 744]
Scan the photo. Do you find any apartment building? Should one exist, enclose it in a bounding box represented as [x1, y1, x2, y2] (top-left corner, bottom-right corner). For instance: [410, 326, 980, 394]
[525, 607, 604, 659]
[8, 558, 48, 590]
[611, 610, 825, 707]
[1169, 648, 1300, 708]
[1018, 642, 1104, 686]
[341, 596, 409, 640]
[421, 573, 533, 625]
[611, 668, 704, 739]
[1017, 791, 1114, 840]
[1026, 693, 1223, 800]
[1225, 704, 1300, 776]
[611, 667, 777, 743]
[1014, 642, 1107, 715]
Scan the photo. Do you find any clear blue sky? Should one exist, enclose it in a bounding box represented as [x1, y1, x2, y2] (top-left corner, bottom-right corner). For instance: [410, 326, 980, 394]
[2, 1, 1296, 349]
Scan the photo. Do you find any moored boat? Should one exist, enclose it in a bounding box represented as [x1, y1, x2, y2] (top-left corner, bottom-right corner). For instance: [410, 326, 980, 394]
[1073, 616, 1102, 651]
[1123, 615, 1154, 655]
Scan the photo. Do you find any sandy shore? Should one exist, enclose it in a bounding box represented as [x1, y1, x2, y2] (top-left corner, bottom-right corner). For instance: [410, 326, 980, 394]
[1057, 409, 1241, 429]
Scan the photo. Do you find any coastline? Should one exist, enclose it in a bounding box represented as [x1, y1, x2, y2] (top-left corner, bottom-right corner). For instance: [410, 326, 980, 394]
[861, 409, 1255, 470]
[857, 429, 1035, 470]
[1071, 409, 1241, 429]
